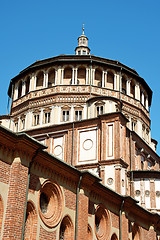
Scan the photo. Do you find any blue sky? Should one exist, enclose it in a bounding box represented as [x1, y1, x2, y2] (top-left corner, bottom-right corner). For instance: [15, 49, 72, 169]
[0, 0, 160, 155]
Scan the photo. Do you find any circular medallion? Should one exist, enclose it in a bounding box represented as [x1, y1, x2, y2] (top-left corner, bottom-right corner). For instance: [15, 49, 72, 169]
[83, 139, 93, 150]
[107, 178, 113, 185]
[135, 190, 141, 196]
[54, 145, 62, 156]
[145, 190, 150, 197]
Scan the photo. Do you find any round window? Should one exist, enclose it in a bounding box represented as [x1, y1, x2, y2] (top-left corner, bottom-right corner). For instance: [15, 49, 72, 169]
[38, 180, 64, 227]
[94, 205, 111, 240]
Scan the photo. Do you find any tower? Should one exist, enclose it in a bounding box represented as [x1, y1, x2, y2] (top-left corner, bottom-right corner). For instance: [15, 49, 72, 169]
[75, 24, 90, 55]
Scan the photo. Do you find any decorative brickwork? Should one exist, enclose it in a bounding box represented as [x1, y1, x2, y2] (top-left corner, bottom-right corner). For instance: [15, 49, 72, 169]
[39, 226, 56, 240]
[0, 159, 10, 184]
[63, 188, 76, 210]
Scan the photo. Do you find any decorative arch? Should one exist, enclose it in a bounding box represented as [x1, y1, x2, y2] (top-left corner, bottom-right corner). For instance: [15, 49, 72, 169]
[18, 80, 22, 98]
[107, 70, 114, 90]
[25, 76, 30, 94]
[48, 68, 56, 87]
[36, 71, 44, 90]
[77, 66, 86, 85]
[24, 201, 37, 240]
[0, 195, 4, 235]
[95, 68, 102, 87]
[111, 233, 118, 240]
[59, 215, 74, 240]
[130, 79, 135, 98]
[121, 75, 127, 94]
[64, 66, 72, 85]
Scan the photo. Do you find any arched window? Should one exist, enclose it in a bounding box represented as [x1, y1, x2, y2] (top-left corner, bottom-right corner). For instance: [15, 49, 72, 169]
[130, 79, 135, 98]
[25, 77, 30, 94]
[18, 81, 22, 98]
[107, 71, 114, 89]
[24, 201, 37, 240]
[77, 67, 86, 85]
[59, 215, 74, 240]
[122, 76, 127, 94]
[111, 233, 118, 240]
[48, 69, 55, 87]
[95, 69, 102, 87]
[0, 195, 3, 235]
[64, 67, 72, 85]
[36, 71, 44, 89]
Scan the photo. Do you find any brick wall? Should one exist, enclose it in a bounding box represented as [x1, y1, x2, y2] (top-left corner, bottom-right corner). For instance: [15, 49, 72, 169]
[0, 159, 10, 184]
[2, 159, 28, 240]
[39, 226, 56, 240]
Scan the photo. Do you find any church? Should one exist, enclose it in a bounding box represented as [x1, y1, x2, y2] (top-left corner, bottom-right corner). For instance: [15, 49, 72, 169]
[0, 27, 160, 239]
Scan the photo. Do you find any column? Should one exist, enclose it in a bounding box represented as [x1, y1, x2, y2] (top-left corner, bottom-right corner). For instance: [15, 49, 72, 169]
[45, 72, 48, 88]
[55, 70, 58, 85]
[135, 82, 140, 100]
[22, 80, 26, 96]
[43, 72, 46, 88]
[51, 106, 54, 124]
[25, 113, 27, 130]
[145, 95, 149, 110]
[72, 68, 75, 84]
[75, 68, 78, 85]
[114, 73, 117, 90]
[34, 75, 37, 90]
[102, 71, 105, 88]
[126, 79, 131, 96]
[104, 71, 107, 88]
[15, 85, 18, 100]
[83, 104, 87, 119]
[92, 69, 95, 85]
[18, 116, 21, 132]
[141, 91, 144, 105]
[71, 105, 74, 121]
[40, 109, 44, 126]
[86, 68, 89, 84]
[61, 69, 64, 85]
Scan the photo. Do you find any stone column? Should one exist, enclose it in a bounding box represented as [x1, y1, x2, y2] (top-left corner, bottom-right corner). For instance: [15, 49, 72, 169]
[145, 95, 149, 110]
[45, 72, 48, 88]
[141, 91, 144, 105]
[71, 105, 74, 121]
[25, 114, 27, 130]
[126, 79, 131, 96]
[22, 80, 26, 96]
[92, 69, 95, 85]
[55, 70, 58, 85]
[61, 69, 64, 85]
[86, 68, 89, 84]
[104, 71, 107, 88]
[40, 109, 44, 125]
[135, 82, 140, 100]
[34, 75, 37, 90]
[75, 68, 78, 85]
[102, 71, 105, 87]
[15, 85, 18, 100]
[72, 68, 75, 85]
[114, 73, 117, 90]
[43, 72, 46, 88]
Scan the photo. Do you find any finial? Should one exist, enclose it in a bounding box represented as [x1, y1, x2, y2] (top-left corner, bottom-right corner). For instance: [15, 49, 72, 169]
[82, 23, 85, 35]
